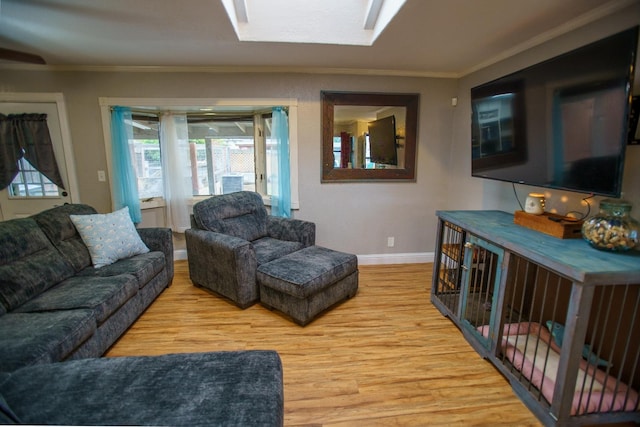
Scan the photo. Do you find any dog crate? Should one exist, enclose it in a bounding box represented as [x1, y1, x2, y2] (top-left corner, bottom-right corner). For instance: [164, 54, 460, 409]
[431, 211, 640, 426]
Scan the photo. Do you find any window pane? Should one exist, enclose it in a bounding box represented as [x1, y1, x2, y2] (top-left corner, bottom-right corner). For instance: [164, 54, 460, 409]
[131, 117, 163, 199]
[125, 109, 289, 201]
[264, 116, 275, 196]
[8, 157, 60, 198]
[188, 118, 255, 196]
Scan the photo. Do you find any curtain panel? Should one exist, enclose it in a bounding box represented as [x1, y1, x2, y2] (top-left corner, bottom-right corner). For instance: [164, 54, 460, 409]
[270, 107, 291, 217]
[160, 113, 192, 232]
[0, 113, 65, 191]
[110, 107, 142, 223]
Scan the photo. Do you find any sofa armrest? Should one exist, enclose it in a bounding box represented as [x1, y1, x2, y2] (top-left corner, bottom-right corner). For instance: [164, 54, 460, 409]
[137, 228, 174, 284]
[267, 217, 315, 247]
[185, 229, 258, 307]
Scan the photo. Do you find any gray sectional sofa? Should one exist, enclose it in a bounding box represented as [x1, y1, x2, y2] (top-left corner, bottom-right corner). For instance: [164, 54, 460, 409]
[0, 203, 285, 426]
[0, 203, 174, 372]
[1, 350, 284, 426]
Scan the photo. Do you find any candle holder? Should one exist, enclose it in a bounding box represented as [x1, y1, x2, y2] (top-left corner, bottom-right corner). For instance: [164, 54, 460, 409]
[525, 193, 546, 215]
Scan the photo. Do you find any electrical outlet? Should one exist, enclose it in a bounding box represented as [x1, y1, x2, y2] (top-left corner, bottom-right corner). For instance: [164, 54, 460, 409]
[97, 170, 106, 182]
[387, 236, 395, 247]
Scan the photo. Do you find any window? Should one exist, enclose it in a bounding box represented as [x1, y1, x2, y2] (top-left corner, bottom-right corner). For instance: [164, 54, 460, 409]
[186, 114, 259, 196]
[221, 0, 407, 46]
[128, 111, 275, 199]
[100, 98, 299, 210]
[129, 115, 162, 199]
[8, 157, 61, 198]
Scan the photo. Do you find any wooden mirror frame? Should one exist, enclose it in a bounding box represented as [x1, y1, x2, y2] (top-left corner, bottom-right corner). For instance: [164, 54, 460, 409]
[321, 91, 419, 182]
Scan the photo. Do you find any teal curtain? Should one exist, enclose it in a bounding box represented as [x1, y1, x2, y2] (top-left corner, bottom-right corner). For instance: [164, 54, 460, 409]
[110, 106, 142, 223]
[271, 107, 291, 217]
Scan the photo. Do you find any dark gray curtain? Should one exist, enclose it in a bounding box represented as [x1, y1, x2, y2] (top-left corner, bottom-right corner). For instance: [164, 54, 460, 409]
[0, 113, 65, 190]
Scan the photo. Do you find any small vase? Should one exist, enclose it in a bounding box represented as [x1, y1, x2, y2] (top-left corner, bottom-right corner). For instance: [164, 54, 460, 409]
[581, 199, 639, 252]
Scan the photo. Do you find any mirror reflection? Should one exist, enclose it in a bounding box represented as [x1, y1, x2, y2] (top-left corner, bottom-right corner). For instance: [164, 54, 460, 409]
[321, 91, 419, 182]
[471, 80, 526, 172]
[333, 105, 406, 170]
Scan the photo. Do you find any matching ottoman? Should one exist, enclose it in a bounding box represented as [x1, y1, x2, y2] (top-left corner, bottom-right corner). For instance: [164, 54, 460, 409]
[257, 246, 358, 326]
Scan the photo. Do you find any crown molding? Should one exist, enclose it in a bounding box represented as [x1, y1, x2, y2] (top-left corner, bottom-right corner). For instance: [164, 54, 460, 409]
[0, 63, 458, 79]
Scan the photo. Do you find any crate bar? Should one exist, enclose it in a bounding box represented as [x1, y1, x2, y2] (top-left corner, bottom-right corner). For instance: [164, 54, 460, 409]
[551, 282, 595, 423]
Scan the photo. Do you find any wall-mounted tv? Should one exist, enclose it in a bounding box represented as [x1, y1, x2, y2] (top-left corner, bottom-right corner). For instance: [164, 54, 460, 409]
[471, 26, 638, 197]
[368, 115, 397, 166]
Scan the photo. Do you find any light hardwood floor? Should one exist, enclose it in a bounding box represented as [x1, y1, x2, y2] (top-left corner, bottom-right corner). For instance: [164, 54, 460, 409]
[106, 261, 542, 426]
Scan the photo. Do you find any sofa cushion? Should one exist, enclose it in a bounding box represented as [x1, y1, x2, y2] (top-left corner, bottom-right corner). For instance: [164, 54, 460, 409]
[77, 251, 166, 289]
[193, 191, 268, 242]
[0, 351, 284, 426]
[12, 274, 138, 324]
[252, 237, 303, 265]
[32, 203, 97, 272]
[70, 207, 150, 268]
[0, 310, 96, 373]
[257, 245, 358, 298]
[0, 218, 75, 312]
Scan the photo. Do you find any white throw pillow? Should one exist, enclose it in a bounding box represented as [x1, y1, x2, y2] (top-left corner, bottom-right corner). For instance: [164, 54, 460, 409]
[70, 207, 149, 268]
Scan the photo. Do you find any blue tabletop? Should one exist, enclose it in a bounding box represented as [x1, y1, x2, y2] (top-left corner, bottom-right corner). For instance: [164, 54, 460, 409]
[436, 210, 640, 285]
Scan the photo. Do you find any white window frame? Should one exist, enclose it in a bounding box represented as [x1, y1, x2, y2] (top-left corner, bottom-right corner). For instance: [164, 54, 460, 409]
[98, 97, 299, 210]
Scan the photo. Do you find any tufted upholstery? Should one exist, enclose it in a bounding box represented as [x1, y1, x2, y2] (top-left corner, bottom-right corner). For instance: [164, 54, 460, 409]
[192, 191, 269, 242]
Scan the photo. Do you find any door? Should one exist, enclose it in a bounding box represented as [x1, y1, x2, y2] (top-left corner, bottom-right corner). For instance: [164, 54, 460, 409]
[459, 234, 504, 349]
[431, 220, 467, 318]
[0, 94, 77, 220]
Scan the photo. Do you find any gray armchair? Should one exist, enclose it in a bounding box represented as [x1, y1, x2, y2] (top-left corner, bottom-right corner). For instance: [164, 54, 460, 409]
[185, 191, 315, 308]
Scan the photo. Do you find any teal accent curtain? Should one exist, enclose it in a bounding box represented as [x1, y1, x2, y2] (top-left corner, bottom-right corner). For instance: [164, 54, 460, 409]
[271, 107, 291, 217]
[110, 106, 142, 223]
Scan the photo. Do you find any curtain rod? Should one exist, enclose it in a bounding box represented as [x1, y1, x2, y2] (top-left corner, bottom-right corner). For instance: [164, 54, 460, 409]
[110, 106, 286, 116]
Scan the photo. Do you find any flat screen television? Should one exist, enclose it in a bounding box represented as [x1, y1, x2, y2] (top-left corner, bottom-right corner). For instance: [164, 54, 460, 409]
[471, 26, 638, 197]
[368, 115, 397, 166]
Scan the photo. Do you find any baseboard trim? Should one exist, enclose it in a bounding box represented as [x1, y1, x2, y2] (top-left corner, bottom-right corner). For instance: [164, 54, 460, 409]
[174, 249, 434, 265]
[174, 249, 188, 261]
[356, 252, 434, 265]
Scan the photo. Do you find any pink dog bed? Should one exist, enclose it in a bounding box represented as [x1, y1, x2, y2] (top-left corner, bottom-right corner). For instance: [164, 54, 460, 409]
[478, 322, 639, 415]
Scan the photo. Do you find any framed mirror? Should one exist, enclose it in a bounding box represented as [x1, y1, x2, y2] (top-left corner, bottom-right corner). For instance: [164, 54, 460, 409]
[321, 91, 419, 182]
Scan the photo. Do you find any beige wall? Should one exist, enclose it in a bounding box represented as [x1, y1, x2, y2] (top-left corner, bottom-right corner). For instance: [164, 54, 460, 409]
[452, 4, 640, 220]
[0, 70, 457, 256]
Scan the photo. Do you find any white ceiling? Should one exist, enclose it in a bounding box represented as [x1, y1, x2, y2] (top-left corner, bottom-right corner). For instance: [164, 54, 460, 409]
[0, 0, 635, 76]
